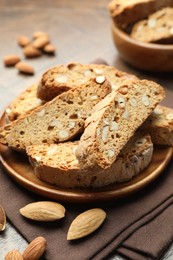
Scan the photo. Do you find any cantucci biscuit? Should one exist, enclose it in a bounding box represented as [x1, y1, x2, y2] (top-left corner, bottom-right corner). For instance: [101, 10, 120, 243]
[26, 132, 153, 188]
[0, 77, 111, 151]
[5, 83, 43, 122]
[75, 80, 165, 170]
[141, 105, 173, 146]
[130, 7, 173, 43]
[108, 0, 173, 29]
[37, 62, 138, 101]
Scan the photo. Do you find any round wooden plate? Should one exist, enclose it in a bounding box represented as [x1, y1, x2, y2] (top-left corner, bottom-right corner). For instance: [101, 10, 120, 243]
[0, 113, 172, 203]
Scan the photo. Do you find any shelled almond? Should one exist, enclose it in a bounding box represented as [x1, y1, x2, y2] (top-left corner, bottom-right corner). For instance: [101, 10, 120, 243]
[5, 250, 23, 260]
[23, 45, 41, 58]
[15, 61, 34, 75]
[43, 43, 56, 54]
[0, 204, 6, 231]
[19, 201, 66, 221]
[67, 208, 106, 240]
[18, 35, 30, 47]
[4, 237, 47, 260]
[3, 30, 56, 75]
[22, 236, 46, 260]
[3, 55, 21, 67]
[32, 36, 50, 49]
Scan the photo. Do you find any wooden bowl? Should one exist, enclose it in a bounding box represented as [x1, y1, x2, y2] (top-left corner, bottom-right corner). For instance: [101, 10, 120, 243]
[111, 23, 173, 73]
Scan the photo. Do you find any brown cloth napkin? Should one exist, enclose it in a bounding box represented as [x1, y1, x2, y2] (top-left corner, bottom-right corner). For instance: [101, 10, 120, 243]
[1, 158, 173, 260]
[1, 59, 173, 260]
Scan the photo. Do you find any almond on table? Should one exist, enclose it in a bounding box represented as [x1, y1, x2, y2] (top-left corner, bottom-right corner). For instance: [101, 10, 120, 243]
[43, 43, 56, 54]
[3, 55, 21, 66]
[23, 45, 41, 58]
[32, 36, 50, 49]
[15, 61, 34, 75]
[18, 35, 31, 47]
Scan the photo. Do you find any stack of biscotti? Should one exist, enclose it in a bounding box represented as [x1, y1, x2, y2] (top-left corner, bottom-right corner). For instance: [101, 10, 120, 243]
[130, 7, 173, 43]
[26, 102, 173, 188]
[108, 0, 173, 30]
[1, 62, 172, 189]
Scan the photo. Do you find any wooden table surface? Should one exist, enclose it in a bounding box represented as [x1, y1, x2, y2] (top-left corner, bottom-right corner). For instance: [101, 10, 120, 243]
[0, 0, 173, 259]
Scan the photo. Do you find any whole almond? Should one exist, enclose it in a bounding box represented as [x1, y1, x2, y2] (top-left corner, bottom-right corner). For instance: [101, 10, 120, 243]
[22, 236, 46, 260]
[33, 31, 49, 39]
[67, 208, 106, 240]
[43, 44, 56, 54]
[32, 36, 49, 49]
[18, 35, 30, 47]
[5, 249, 23, 260]
[3, 55, 21, 66]
[23, 45, 41, 58]
[15, 61, 34, 75]
[0, 204, 6, 231]
[20, 201, 65, 221]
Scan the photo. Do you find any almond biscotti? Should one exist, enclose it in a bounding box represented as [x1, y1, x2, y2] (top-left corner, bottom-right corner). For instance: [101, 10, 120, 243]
[75, 80, 165, 170]
[141, 105, 173, 146]
[5, 83, 43, 122]
[37, 62, 138, 101]
[130, 7, 173, 43]
[108, 0, 173, 30]
[0, 77, 111, 151]
[26, 132, 153, 188]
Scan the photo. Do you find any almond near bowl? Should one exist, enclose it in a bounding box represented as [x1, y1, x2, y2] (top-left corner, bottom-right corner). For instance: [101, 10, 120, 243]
[111, 23, 173, 73]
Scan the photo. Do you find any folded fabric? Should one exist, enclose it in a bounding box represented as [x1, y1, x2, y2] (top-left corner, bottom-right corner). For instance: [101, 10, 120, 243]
[0, 59, 173, 260]
[0, 153, 173, 260]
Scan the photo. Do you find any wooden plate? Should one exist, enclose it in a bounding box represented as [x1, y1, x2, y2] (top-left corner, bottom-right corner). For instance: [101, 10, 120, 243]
[0, 112, 172, 203]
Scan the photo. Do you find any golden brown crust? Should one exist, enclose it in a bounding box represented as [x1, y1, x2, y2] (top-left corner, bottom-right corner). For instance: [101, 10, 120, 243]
[141, 105, 173, 146]
[108, 0, 173, 30]
[5, 83, 43, 122]
[75, 80, 165, 170]
[37, 62, 138, 101]
[130, 7, 173, 43]
[0, 77, 111, 151]
[26, 132, 153, 188]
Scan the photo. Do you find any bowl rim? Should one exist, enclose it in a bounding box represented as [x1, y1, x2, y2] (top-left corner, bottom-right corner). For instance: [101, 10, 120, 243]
[112, 23, 173, 50]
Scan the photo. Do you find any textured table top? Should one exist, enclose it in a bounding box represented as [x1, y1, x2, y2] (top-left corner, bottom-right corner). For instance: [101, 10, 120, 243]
[0, 0, 173, 259]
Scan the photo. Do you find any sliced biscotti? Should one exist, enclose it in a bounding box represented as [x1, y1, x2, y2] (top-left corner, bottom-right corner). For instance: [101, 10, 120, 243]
[37, 62, 138, 101]
[75, 80, 165, 170]
[26, 132, 153, 188]
[0, 77, 111, 151]
[141, 105, 173, 146]
[130, 7, 173, 43]
[108, 0, 173, 30]
[5, 83, 43, 122]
